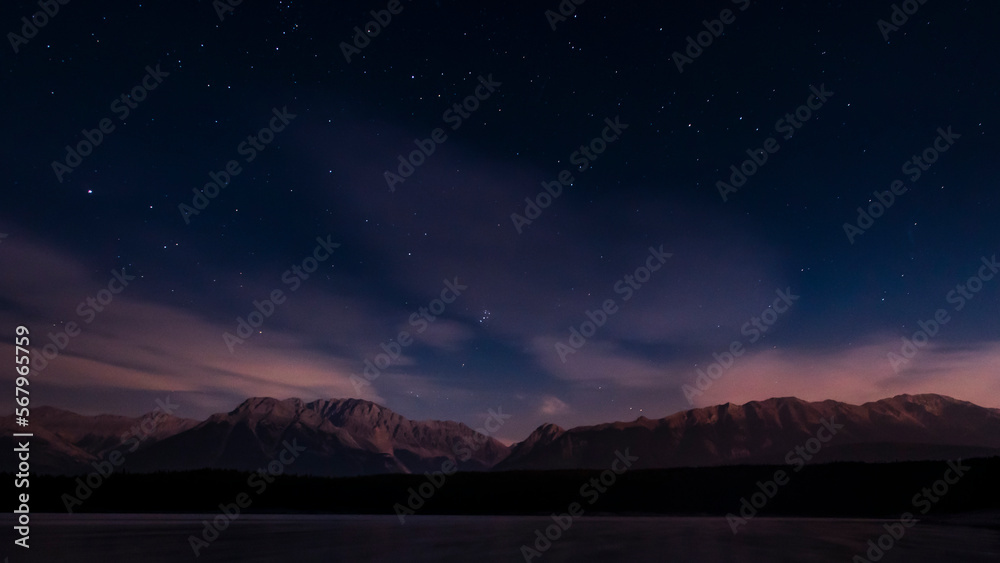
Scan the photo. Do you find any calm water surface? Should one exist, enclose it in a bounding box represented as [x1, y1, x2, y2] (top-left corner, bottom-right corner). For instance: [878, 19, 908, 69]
[13, 514, 1000, 562]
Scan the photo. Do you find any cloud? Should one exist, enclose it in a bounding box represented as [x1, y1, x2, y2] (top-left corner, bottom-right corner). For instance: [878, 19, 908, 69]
[531, 337, 668, 388]
[0, 236, 384, 415]
[409, 319, 474, 351]
[539, 396, 570, 416]
[529, 330, 1000, 413]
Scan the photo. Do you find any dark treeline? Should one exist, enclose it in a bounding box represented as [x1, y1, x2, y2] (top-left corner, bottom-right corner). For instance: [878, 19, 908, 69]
[13, 457, 1000, 517]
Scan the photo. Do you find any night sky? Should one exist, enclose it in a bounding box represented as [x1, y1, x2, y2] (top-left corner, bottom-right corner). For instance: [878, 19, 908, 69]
[3, 0, 998, 443]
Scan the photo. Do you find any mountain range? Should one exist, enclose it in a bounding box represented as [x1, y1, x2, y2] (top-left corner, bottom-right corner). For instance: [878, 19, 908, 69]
[4, 394, 999, 477]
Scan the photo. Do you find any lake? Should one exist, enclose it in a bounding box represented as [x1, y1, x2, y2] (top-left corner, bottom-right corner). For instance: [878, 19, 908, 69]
[10, 514, 999, 562]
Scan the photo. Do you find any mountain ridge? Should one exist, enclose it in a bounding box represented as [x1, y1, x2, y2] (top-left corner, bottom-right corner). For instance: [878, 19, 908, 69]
[4, 393, 998, 476]
[495, 393, 1000, 471]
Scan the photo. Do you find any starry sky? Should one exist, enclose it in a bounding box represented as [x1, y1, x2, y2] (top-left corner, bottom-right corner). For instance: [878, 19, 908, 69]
[2, 0, 998, 443]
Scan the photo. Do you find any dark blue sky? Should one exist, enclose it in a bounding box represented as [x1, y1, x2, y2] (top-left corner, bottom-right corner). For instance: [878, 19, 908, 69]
[2, 0, 998, 442]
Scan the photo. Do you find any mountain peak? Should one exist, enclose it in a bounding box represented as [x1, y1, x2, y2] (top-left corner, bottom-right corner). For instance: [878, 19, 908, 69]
[884, 393, 962, 404]
[501, 422, 566, 468]
[536, 422, 565, 434]
[231, 396, 284, 414]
